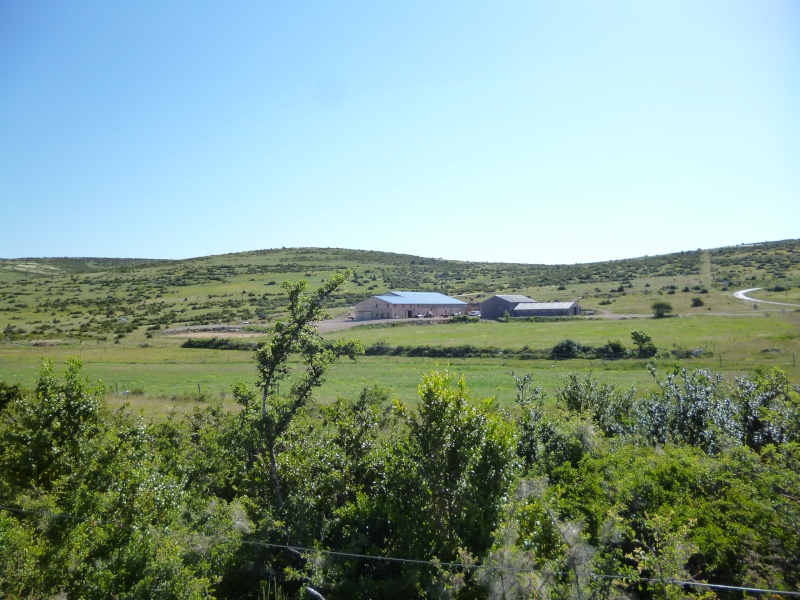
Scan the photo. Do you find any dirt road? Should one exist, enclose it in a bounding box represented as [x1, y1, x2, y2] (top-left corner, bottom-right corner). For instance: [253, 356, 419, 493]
[733, 288, 800, 308]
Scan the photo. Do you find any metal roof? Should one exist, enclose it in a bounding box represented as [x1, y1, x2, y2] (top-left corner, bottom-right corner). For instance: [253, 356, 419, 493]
[494, 295, 535, 303]
[515, 302, 577, 310]
[375, 291, 467, 305]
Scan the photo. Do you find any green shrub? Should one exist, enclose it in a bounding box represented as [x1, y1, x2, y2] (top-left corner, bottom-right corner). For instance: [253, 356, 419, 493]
[181, 337, 259, 350]
[652, 301, 673, 318]
[449, 315, 480, 323]
[601, 339, 626, 359]
[551, 339, 592, 360]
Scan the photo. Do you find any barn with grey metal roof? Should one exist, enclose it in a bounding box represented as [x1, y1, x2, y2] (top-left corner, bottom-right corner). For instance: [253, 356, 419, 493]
[480, 295, 534, 320]
[480, 295, 581, 319]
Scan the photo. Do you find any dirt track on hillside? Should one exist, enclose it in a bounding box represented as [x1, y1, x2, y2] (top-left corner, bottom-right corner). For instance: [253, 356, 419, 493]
[733, 287, 800, 308]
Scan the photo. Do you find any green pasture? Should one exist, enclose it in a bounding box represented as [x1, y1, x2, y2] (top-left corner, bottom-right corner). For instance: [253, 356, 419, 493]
[0, 347, 724, 418]
[326, 313, 800, 364]
[2, 242, 799, 419]
[1, 311, 797, 420]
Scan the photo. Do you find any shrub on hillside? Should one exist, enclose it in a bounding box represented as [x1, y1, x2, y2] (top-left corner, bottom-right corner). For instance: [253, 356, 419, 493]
[652, 301, 673, 318]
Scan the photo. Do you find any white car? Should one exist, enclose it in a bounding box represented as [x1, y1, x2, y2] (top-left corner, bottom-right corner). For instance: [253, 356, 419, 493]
[468, 310, 481, 317]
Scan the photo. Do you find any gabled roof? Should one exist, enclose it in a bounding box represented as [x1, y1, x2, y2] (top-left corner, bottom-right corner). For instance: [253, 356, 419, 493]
[375, 291, 467, 305]
[493, 294, 535, 303]
[515, 302, 577, 310]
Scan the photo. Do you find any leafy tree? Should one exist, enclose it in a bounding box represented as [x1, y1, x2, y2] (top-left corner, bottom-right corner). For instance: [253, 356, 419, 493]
[516, 374, 603, 481]
[241, 272, 364, 507]
[734, 367, 800, 450]
[631, 330, 657, 357]
[277, 386, 396, 597]
[691, 297, 705, 307]
[386, 370, 518, 562]
[627, 513, 698, 600]
[151, 403, 249, 502]
[0, 358, 106, 493]
[557, 372, 636, 437]
[514, 373, 547, 470]
[480, 480, 599, 600]
[633, 366, 738, 452]
[0, 360, 243, 598]
[0, 381, 24, 413]
[559, 372, 616, 413]
[651, 301, 673, 318]
[217, 274, 366, 596]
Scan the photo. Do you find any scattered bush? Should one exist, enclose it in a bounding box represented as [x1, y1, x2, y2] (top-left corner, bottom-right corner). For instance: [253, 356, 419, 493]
[449, 315, 480, 323]
[652, 301, 673, 318]
[551, 339, 592, 360]
[600, 339, 627, 359]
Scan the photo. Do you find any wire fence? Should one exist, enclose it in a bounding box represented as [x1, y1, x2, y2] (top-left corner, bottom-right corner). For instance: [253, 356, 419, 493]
[2, 504, 799, 598]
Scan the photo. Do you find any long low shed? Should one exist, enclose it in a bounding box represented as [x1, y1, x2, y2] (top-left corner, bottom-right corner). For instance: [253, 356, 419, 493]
[513, 302, 581, 317]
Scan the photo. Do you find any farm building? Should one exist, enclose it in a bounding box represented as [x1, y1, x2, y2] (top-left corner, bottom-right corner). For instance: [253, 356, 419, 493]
[355, 291, 467, 320]
[479, 295, 535, 320]
[480, 295, 581, 319]
[513, 301, 581, 317]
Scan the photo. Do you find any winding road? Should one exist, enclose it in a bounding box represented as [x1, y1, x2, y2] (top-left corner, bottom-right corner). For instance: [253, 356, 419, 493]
[733, 287, 800, 308]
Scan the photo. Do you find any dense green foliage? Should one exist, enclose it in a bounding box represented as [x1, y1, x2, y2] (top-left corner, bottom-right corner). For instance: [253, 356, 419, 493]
[2, 275, 800, 598]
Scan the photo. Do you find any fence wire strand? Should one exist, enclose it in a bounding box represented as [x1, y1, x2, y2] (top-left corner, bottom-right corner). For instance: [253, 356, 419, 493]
[2, 504, 799, 597]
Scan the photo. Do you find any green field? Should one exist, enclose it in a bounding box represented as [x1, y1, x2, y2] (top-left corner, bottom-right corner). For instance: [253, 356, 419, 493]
[327, 312, 800, 360]
[1, 311, 797, 419]
[1, 241, 799, 417]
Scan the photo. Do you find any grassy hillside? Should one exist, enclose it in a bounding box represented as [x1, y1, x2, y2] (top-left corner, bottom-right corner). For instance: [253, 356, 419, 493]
[1, 241, 798, 415]
[1, 240, 799, 340]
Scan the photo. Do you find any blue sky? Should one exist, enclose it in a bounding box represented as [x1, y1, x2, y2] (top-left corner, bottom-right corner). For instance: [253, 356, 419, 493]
[1, 1, 798, 264]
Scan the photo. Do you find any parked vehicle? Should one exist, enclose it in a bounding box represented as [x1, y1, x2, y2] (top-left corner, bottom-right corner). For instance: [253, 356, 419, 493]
[468, 310, 481, 317]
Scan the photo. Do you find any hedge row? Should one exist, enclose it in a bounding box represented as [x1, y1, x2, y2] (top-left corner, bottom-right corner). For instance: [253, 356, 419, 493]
[181, 337, 260, 351]
[181, 337, 704, 361]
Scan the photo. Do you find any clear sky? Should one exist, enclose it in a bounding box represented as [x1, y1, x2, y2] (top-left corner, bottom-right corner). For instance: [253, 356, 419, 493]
[1, 1, 798, 264]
